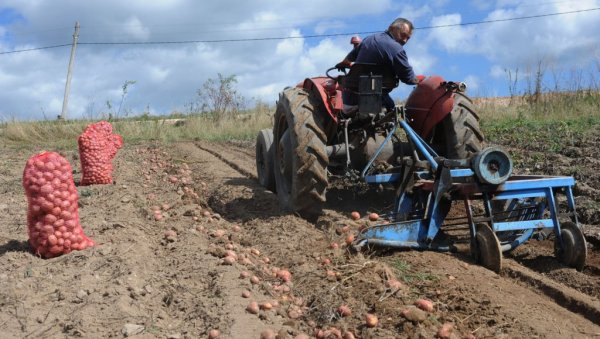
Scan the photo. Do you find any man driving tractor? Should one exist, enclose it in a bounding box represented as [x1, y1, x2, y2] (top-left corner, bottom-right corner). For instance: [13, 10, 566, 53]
[337, 18, 424, 113]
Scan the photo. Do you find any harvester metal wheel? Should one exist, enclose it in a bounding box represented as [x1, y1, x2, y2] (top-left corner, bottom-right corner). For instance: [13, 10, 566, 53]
[471, 223, 503, 273]
[436, 93, 484, 159]
[273, 87, 329, 219]
[256, 129, 276, 192]
[554, 221, 587, 271]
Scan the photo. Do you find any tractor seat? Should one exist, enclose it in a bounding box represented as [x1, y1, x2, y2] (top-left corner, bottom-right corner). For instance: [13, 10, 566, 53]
[342, 63, 399, 93]
[340, 63, 399, 116]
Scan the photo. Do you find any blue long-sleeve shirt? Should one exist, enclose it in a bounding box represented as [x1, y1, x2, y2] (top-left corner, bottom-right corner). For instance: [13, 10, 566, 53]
[345, 31, 416, 85]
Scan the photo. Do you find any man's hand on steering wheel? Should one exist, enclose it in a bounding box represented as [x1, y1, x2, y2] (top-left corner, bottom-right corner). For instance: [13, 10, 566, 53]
[326, 61, 350, 79]
[335, 60, 351, 73]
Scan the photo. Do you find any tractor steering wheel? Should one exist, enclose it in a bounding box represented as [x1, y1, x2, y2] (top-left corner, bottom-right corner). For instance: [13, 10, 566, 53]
[326, 66, 348, 80]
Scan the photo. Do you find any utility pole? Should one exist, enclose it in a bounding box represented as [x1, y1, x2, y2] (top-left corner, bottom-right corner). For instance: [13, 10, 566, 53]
[59, 21, 80, 120]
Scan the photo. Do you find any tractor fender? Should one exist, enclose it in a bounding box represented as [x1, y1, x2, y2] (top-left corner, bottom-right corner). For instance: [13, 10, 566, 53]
[299, 77, 340, 124]
[405, 75, 454, 139]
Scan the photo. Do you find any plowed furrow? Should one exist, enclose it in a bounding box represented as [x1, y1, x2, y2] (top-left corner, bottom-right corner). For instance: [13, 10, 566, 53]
[192, 141, 600, 334]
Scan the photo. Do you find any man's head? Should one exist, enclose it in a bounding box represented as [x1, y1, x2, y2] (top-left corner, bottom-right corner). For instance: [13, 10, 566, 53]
[350, 36, 362, 47]
[388, 18, 413, 46]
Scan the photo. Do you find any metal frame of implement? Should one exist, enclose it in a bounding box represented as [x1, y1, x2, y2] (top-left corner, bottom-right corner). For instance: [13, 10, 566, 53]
[355, 108, 587, 272]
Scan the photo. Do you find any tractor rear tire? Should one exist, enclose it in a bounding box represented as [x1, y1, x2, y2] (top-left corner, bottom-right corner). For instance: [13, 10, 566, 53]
[256, 129, 276, 192]
[273, 87, 329, 219]
[437, 92, 484, 159]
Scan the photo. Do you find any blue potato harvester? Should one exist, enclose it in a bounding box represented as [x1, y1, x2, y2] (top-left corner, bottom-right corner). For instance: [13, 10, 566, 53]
[354, 108, 587, 273]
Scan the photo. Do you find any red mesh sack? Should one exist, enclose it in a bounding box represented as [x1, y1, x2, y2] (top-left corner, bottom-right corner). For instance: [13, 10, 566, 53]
[23, 151, 95, 258]
[109, 134, 124, 158]
[78, 121, 123, 185]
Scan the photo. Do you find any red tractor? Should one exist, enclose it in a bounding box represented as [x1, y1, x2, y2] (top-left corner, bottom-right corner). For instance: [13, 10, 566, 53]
[256, 64, 484, 219]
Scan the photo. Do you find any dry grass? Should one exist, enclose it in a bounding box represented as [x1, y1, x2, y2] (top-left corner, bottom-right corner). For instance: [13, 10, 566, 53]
[0, 110, 274, 149]
[1, 89, 598, 150]
[474, 89, 600, 121]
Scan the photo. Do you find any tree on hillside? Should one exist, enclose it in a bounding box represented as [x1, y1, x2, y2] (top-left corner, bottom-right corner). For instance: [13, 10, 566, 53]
[197, 73, 245, 121]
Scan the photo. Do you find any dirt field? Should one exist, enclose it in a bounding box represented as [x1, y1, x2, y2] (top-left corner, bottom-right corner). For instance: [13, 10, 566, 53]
[1, 134, 599, 338]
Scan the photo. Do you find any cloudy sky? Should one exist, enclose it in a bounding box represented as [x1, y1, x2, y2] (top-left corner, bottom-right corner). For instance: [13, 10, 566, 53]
[1, 0, 599, 120]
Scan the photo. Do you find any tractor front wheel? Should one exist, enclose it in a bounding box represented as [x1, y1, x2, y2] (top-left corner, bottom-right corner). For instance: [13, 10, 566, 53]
[273, 87, 329, 219]
[256, 129, 276, 192]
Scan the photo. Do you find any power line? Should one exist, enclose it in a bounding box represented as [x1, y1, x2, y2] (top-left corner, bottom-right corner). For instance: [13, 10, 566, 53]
[417, 7, 600, 29]
[73, 7, 600, 44]
[1, 7, 599, 54]
[77, 32, 367, 45]
[0, 44, 71, 55]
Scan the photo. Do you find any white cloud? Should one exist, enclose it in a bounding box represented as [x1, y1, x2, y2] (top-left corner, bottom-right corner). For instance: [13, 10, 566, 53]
[426, 14, 475, 52]
[463, 75, 479, 91]
[123, 16, 150, 40]
[424, 0, 600, 75]
[275, 30, 304, 57]
[490, 64, 505, 78]
[0, 0, 599, 120]
[145, 65, 169, 83]
[397, 4, 434, 22]
[314, 20, 346, 35]
[406, 44, 437, 75]
[469, 0, 493, 11]
[248, 83, 281, 99]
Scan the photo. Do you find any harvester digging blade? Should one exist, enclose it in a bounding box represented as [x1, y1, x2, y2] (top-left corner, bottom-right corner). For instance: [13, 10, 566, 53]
[555, 221, 587, 271]
[472, 223, 503, 273]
